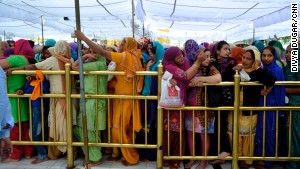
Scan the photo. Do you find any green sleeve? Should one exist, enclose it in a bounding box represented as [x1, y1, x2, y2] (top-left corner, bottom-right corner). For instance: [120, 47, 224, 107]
[6, 56, 27, 68]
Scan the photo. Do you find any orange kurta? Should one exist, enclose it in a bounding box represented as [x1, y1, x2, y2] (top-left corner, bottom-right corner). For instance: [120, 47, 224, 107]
[110, 38, 144, 165]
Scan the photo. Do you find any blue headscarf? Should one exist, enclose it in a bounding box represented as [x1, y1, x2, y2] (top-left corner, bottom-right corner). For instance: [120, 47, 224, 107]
[260, 46, 285, 106]
[142, 41, 164, 96]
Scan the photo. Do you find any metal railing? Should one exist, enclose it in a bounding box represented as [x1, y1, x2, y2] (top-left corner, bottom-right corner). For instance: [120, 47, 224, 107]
[7, 63, 300, 169]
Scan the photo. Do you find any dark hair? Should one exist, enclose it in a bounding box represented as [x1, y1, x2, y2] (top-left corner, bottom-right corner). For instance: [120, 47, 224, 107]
[263, 46, 276, 57]
[150, 46, 157, 55]
[42, 46, 50, 53]
[204, 48, 210, 53]
[28, 58, 37, 64]
[244, 49, 255, 60]
[27, 40, 35, 49]
[212, 40, 229, 60]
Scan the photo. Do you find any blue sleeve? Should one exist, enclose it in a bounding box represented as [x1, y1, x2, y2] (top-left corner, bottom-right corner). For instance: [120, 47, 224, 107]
[0, 67, 14, 138]
[24, 82, 34, 94]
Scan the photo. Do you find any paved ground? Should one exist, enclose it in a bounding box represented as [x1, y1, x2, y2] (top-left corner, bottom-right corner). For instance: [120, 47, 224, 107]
[0, 155, 286, 169]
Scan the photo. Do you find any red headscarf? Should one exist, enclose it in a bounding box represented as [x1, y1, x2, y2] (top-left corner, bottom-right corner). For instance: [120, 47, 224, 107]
[14, 39, 35, 59]
[231, 47, 244, 64]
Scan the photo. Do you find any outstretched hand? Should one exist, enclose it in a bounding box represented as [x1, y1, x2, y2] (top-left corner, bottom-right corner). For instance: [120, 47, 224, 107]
[74, 30, 87, 41]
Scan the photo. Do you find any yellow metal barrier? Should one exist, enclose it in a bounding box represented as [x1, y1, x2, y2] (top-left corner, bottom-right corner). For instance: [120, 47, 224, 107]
[6, 65, 300, 169]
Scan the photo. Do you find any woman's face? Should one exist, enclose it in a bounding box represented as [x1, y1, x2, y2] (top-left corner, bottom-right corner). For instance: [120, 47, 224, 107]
[242, 51, 254, 69]
[118, 39, 126, 52]
[147, 43, 153, 51]
[174, 53, 184, 65]
[90, 48, 96, 55]
[217, 44, 230, 58]
[262, 49, 274, 65]
[201, 51, 211, 66]
[41, 49, 51, 60]
[82, 47, 89, 55]
[148, 48, 156, 62]
[285, 46, 292, 62]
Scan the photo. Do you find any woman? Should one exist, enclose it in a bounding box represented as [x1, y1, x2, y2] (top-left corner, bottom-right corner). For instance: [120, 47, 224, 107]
[284, 45, 300, 169]
[254, 46, 286, 169]
[0, 39, 35, 162]
[137, 37, 151, 68]
[162, 46, 205, 169]
[136, 41, 164, 161]
[185, 46, 222, 169]
[6, 40, 77, 160]
[72, 52, 107, 166]
[210, 41, 236, 166]
[229, 49, 275, 169]
[75, 30, 144, 165]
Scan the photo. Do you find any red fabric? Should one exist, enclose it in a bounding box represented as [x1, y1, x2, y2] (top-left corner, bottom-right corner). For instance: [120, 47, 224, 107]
[14, 39, 35, 59]
[231, 47, 244, 64]
[9, 121, 33, 159]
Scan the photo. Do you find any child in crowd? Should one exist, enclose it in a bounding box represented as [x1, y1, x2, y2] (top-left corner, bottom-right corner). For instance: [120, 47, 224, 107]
[23, 73, 50, 164]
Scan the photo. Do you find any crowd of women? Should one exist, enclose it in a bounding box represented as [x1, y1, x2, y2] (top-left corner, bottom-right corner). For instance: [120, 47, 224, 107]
[0, 33, 299, 169]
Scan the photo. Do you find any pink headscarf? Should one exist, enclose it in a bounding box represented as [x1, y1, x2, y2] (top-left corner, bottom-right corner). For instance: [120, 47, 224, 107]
[14, 39, 35, 59]
[163, 46, 190, 104]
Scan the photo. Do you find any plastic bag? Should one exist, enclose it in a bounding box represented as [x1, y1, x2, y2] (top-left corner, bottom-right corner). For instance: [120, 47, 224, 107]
[158, 71, 184, 108]
[107, 61, 116, 81]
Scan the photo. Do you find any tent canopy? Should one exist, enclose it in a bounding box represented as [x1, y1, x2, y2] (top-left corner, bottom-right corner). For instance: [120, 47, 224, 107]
[0, 0, 298, 43]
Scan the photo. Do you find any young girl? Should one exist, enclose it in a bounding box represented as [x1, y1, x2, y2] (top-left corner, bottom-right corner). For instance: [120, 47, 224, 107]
[210, 41, 236, 166]
[185, 47, 221, 169]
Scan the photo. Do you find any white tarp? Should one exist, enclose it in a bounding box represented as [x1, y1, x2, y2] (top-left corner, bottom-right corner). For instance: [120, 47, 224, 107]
[0, 0, 299, 42]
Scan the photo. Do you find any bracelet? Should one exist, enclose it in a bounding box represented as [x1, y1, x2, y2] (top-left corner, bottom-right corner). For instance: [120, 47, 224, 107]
[256, 66, 261, 70]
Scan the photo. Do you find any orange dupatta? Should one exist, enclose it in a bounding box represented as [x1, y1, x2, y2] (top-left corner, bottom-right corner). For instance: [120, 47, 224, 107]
[30, 70, 44, 100]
